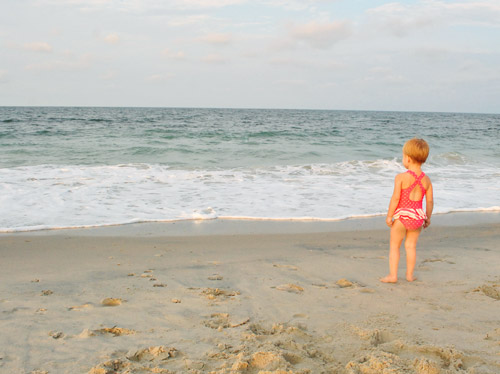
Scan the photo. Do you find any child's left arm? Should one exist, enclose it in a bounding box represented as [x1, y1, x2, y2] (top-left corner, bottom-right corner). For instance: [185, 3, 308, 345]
[424, 179, 434, 228]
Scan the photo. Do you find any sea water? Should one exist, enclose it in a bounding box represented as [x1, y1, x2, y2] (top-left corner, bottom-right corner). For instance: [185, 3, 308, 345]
[0, 107, 499, 232]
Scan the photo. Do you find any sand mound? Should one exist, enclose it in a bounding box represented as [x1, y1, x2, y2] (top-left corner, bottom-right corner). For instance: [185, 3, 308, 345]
[250, 351, 286, 370]
[88, 346, 178, 374]
[346, 345, 468, 374]
[473, 284, 500, 300]
[84, 318, 489, 374]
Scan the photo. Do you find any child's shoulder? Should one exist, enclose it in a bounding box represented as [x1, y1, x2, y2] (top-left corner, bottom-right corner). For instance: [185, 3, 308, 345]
[394, 172, 407, 184]
[396, 171, 409, 180]
[422, 173, 432, 187]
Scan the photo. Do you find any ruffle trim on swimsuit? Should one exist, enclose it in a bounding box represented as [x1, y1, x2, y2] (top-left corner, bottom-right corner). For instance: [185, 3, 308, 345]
[393, 208, 427, 221]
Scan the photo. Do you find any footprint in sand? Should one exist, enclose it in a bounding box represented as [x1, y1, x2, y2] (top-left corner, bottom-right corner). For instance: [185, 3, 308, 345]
[101, 298, 123, 306]
[360, 288, 376, 294]
[336, 278, 354, 288]
[273, 264, 299, 271]
[153, 283, 167, 287]
[485, 327, 500, 342]
[127, 346, 178, 362]
[275, 284, 304, 294]
[76, 327, 135, 338]
[312, 283, 328, 289]
[68, 303, 93, 311]
[88, 360, 130, 374]
[422, 257, 455, 265]
[201, 288, 240, 301]
[94, 327, 135, 336]
[351, 325, 396, 346]
[89, 346, 181, 373]
[335, 278, 366, 288]
[49, 331, 64, 339]
[203, 313, 250, 330]
[208, 274, 223, 281]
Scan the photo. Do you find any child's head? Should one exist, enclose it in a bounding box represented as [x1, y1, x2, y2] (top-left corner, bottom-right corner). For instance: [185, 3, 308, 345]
[403, 138, 429, 164]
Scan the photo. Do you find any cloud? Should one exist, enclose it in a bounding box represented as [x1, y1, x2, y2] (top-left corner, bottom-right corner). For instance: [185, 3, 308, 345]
[274, 78, 307, 86]
[198, 33, 232, 45]
[367, 0, 500, 36]
[103, 33, 120, 44]
[25, 53, 93, 72]
[23, 42, 53, 52]
[179, 0, 246, 8]
[453, 59, 500, 84]
[0, 70, 7, 83]
[201, 53, 227, 63]
[288, 20, 352, 48]
[441, 1, 500, 26]
[269, 56, 346, 71]
[162, 48, 186, 60]
[167, 14, 210, 27]
[101, 70, 117, 80]
[36, 0, 246, 12]
[146, 73, 173, 82]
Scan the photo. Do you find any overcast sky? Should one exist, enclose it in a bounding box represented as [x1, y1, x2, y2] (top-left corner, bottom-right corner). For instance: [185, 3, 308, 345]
[1, 0, 499, 113]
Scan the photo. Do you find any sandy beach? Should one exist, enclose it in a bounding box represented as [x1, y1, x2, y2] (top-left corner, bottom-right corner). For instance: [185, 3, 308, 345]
[1, 213, 499, 374]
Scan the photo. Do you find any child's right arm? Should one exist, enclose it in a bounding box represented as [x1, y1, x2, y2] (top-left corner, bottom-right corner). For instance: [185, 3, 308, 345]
[386, 174, 402, 227]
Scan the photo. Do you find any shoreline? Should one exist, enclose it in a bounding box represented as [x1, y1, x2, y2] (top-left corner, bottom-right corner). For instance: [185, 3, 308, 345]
[2, 211, 499, 237]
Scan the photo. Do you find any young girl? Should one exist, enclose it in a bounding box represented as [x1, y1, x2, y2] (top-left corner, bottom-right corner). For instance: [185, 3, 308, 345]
[381, 138, 434, 283]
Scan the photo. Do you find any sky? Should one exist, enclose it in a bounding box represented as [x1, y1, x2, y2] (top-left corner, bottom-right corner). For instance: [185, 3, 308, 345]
[1, 0, 499, 113]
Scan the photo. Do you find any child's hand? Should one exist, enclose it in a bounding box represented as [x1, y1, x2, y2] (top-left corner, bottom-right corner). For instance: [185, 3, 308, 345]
[423, 218, 431, 228]
[386, 217, 393, 227]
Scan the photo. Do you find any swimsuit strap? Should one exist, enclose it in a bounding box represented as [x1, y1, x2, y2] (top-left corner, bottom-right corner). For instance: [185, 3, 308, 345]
[406, 170, 426, 194]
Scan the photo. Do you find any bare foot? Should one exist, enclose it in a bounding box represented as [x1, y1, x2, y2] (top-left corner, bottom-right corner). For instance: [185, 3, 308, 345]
[380, 275, 397, 283]
[406, 275, 417, 282]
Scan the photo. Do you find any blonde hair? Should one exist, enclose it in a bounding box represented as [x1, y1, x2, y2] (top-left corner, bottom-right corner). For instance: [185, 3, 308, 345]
[403, 138, 429, 164]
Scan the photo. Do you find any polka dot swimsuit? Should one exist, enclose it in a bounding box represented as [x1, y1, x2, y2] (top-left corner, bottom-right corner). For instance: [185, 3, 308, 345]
[393, 170, 427, 230]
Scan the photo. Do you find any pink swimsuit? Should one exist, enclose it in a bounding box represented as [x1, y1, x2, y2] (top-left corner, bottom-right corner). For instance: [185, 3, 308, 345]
[393, 170, 427, 230]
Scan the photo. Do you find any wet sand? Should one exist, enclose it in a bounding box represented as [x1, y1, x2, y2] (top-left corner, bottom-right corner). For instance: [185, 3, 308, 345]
[0, 213, 499, 373]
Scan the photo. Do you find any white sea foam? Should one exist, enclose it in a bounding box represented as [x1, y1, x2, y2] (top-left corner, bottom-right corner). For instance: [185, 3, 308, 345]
[1, 160, 499, 232]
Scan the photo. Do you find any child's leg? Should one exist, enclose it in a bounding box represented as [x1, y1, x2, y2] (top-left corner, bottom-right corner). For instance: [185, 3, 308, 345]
[381, 220, 406, 283]
[404, 228, 422, 282]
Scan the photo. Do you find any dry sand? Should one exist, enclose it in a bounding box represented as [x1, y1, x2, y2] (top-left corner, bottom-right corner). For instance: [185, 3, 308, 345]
[0, 214, 499, 374]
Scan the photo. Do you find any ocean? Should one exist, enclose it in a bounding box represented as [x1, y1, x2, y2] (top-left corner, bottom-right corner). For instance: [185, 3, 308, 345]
[0, 106, 499, 232]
